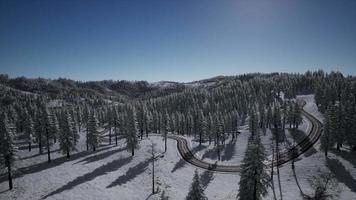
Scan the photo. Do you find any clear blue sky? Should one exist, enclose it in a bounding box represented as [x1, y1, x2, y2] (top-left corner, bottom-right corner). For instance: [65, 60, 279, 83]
[1, 0, 355, 82]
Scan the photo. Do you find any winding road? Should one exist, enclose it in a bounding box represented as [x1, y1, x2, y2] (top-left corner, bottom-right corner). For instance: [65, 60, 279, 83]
[167, 104, 323, 173]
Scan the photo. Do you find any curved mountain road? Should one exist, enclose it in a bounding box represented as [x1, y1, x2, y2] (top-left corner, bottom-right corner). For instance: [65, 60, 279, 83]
[165, 105, 322, 173]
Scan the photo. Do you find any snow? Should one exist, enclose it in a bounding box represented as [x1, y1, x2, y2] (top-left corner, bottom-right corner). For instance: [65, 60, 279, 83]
[0, 132, 241, 200]
[1, 95, 356, 199]
[150, 81, 178, 89]
[297, 94, 324, 122]
[47, 99, 64, 108]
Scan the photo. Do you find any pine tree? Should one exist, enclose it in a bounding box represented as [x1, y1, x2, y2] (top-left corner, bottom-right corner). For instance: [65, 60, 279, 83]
[185, 170, 207, 200]
[49, 111, 59, 144]
[23, 109, 34, 151]
[34, 108, 46, 155]
[272, 105, 283, 199]
[137, 103, 145, 139]
[249, 108, 258, 137]
[58, 109, 79, 158]
[82, 105, 90, 151]
[330, 103, 344, 150]
[0, 113, 16, 190]
[161, 111, 169, 152]
[41, 106, 54, 163]
[238, 134, 269, 200]
[87, 110, 101, 151]
[76, 105, 82, 132]
[107, 106, 113, 144]
[215, 115, 224, 161]
[112, 106, 120, 146]
[320, 107, 335, 157]
[292, 102, 302, 130]
[124, 107, 139, 156]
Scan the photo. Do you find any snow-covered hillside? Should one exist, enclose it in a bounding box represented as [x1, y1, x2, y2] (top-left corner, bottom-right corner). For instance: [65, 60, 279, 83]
[1, 94, 356, 200]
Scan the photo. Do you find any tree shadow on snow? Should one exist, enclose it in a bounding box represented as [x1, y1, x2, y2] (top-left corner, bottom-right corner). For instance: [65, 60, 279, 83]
[0, 188, 10, 194]
[42, 156, 132, 199]
[74, 147, 127, 165]
[331, 149, 356, 169]
[200, 169, 215, 190]
[326, 158, 356, 193]
[20, 149, 61, 160]
[171, 158, 186, 173]
[18, 144, 39, 150]
[221, 139, 236, 161]
[201, 148, 219, 160]
[191, 144, 207, 154]
[106, 158, 151, 188]
[0, 146, 113, 184]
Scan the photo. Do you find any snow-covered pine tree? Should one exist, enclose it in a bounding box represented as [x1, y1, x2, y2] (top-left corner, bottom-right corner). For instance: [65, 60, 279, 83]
[75, 105, 82, 132]
[266, 105, 272, 128]
[49, 110, 59, 144]
[272, 105, 284, 199]
[112, 105, 119, 146]
[124, 106, 139, 156]
[0, 113, 16, 190]
[320, 106, 335, 157]
[161, 111, 170, 152]
[87, 110, 101, 151]
[34, 108, 46, 155]
[136, 102, 145, 139]
[185, 170, 207, 200]
[292, 101, 302, 130]
[58, 109, 79, 158]
[215, 114, 224, 161]
[145, 109, 152, 137]
[249, 108, 258, 137]
[197, 110, 205, 145]
[106, 106, 113, 144]
[330, 103, 344, 150]
[23, 109, 34, 151]
[238, 134, 269, 200]
[41, 105, 54, 163]
[82, 105, 90, 151]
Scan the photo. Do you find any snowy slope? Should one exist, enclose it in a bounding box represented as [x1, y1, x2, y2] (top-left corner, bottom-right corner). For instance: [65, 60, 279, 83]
[1, 95, 356, 200]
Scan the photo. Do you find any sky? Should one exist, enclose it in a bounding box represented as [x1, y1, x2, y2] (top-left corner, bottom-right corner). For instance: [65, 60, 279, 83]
[0, 0, 356, 82]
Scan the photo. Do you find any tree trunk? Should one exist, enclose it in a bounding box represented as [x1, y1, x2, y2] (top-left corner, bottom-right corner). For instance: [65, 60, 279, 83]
[152, 152, 155, 194]
[164, 134, 167, 152]
[276, 141, 283, 200]
[114, 126, 118, 146]
[292, 159, 304, 197]
[109, 127, 112, 145]
[66, 148, 70, 158]
[217, 145, 220, 161]
[86, 126, 89, 151]
[199, 132, 202, 146]
[132, 147, 135, 156]
[28, 142, 31, 152]
[271, 141, 277, 200]
[6, 155, 13, 190]
[253, 169, 257, 200]
[46, 129, 51, 163]
[39, 133, 42, 155]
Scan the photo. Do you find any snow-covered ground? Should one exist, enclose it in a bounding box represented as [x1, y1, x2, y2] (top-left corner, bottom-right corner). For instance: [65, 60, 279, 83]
[1, 94, 356, 200]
